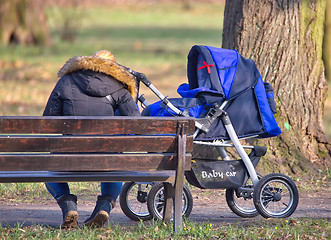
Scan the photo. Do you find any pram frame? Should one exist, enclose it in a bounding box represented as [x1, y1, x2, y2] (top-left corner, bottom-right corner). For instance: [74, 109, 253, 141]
[132, 69, 259, 185]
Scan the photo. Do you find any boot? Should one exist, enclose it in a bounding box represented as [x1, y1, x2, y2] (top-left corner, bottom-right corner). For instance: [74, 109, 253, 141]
[84, 195, 115, 227]
[56, 194, 78, 228]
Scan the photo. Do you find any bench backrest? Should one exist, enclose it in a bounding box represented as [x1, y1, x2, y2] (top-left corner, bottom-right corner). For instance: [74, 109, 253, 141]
[0, 116, 194, 172]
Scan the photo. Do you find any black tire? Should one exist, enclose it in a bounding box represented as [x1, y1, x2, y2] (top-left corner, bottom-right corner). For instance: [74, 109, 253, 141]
[119, 182, 153, 221]
[225, 173, 262, 218]
[253, 173, 299, 218]
[147, 183, 193, 221]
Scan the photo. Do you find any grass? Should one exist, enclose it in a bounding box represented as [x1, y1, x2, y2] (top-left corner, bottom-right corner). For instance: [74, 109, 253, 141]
[0, 218, 329, 239]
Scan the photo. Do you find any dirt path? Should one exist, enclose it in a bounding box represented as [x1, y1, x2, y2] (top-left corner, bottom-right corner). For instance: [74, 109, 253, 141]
[0, 189, 330, 228]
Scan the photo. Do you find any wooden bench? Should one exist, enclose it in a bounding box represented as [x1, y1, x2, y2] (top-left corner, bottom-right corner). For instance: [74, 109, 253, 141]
[0, 116, 195, 232]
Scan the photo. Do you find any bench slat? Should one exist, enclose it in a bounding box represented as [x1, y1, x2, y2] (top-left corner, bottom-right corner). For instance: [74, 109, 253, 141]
[0, 153, 192, 171]
[0, 135, 193, 153]
[0, 117, 195, 135]
[0, 171, 176, 183]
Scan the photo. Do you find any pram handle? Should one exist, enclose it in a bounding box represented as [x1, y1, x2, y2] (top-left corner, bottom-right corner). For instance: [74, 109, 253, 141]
[130, 69, 189, 117]
[129, 70, 152, 86]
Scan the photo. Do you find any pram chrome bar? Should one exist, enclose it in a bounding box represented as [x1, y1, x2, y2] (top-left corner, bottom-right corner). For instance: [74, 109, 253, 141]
[220, 111, 259, 186]
[193, 140, 255, 149]
[137, 94, 149, 108]
[216, 146, 231, 161]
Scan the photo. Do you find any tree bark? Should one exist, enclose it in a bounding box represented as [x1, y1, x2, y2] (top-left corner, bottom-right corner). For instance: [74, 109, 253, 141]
[222, 0, 330, 174]
[0, 0, 51, 45]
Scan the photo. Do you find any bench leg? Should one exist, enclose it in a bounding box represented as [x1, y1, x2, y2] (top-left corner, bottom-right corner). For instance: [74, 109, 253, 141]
[162, 170, 184, 233]
[162, 182, 174, 223]
[173, 170, 184, 233]
[173, 123, 187, 233]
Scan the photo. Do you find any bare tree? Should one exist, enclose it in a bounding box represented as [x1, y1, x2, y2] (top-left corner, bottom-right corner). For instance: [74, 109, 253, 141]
[222, 0, 330, 173]
[0, 0, 51, 45]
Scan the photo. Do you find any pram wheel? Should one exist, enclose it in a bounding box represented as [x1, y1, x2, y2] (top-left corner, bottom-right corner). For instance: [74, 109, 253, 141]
[147, 183, 193, 221]
[119, 182, 154, 221]
[225, 173, 262, 218]
[253, 173, 299, 218]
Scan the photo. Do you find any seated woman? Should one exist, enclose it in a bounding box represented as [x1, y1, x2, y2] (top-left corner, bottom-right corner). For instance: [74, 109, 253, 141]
[43, 50, 140, 228]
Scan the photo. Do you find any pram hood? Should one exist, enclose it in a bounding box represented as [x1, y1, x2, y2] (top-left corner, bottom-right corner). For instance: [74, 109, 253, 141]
[143, 45, 282, 140]
[187, 45, 258, 100]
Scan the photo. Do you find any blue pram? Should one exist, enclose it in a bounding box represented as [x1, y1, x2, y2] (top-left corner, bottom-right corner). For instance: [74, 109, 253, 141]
[143, 45, 281, 140]
[119, 45, 298, 221]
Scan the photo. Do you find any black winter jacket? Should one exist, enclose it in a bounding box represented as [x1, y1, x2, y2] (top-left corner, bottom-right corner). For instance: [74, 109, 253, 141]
[43, 55, 140, 117]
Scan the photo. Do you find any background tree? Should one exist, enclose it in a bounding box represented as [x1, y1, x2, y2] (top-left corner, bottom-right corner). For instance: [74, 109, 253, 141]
[47, 0, 84, 42]
[0, 0, 50, 45]
[222, 0, 330, 174]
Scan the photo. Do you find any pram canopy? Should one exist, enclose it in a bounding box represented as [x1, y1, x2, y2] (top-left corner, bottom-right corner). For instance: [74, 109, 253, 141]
[142, 45, 282, 140]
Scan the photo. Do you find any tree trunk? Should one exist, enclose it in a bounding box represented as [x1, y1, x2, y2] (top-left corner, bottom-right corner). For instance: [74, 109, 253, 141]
[323, 0, 331, 82]
[0, 0, 51, 45]
[222, 0, 330, 174]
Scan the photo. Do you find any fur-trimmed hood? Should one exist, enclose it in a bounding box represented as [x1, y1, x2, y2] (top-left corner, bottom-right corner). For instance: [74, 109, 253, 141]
[58, 55, 138, 100]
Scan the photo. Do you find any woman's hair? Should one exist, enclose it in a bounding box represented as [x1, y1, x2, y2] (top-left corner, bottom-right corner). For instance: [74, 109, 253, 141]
[92, 50, 116, 62]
